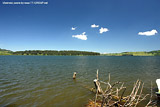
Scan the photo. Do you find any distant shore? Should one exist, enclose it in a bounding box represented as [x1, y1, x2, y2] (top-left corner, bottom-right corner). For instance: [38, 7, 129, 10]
[101, 52, 155, 56]
[0, 49, 100, 56]
[0, 48, 160, 56]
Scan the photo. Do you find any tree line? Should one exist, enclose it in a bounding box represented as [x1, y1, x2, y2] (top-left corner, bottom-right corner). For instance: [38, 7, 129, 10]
[12, 50, 100, 56]
[1, 48, 160, 56]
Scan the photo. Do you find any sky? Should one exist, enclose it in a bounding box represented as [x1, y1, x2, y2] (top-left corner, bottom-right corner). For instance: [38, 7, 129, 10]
[0, 0, 160, 53]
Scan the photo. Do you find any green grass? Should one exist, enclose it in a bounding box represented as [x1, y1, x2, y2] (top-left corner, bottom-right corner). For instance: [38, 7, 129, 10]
[102, 51, 157, 56]
[0, 51, 12, 55]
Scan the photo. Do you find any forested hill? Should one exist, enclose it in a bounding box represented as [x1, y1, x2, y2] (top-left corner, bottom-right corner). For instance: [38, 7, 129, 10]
[13, 50, 100, 56]
[1, 48, 160, 56]
[0, 49, 100, 56]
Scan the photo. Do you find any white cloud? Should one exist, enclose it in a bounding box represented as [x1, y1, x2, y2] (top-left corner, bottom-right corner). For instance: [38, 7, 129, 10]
[72, 32, 87, 40]
[138, 29, 158, 36]
[91, 24, 99, 28]
[71, 27, 76, 30]
[99, 27, 109, 34]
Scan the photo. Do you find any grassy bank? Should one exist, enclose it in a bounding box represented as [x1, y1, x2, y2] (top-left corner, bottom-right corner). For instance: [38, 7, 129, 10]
[102, 51, 160, 56]
[0, 49, 12, 55]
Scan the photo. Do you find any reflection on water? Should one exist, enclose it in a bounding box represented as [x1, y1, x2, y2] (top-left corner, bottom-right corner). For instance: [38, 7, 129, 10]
[0, 56, 160, 106]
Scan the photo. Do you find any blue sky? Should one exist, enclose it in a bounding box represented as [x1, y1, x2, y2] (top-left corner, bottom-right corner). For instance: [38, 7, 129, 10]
[0, 0, 160, 53]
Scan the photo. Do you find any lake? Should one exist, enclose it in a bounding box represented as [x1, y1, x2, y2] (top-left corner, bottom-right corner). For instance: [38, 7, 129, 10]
[0, 56, 160, 106]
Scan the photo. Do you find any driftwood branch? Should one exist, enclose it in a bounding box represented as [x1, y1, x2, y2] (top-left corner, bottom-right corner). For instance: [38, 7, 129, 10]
[86, 70, 156, 107]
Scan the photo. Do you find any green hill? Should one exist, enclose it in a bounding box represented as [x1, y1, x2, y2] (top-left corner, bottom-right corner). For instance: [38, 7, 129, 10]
[0, 48, 100, 56]
[102, 50, 160, 56]
[13, 50, 100, 56]
[0, 48, 12, 55]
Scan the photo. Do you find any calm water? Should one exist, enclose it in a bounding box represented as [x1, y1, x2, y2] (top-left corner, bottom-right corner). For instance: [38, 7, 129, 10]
[0, 56, 160, 107]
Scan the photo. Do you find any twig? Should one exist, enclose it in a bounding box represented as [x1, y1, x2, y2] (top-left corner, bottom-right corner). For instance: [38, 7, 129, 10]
[90, 71, 152, 107]
[97, 69, 99, 80]
[120, 88, 126, 102]
[95, 84, 99, 107]
[134, 82, 144, 107]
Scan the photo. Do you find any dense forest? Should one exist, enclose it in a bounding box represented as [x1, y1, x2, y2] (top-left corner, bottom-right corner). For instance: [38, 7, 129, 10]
[0, 48, 100, 56]
[13, 50, 100, 56]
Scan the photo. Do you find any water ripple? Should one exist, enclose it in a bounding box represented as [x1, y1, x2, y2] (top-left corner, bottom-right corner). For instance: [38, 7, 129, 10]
[0, 56, 160, 106]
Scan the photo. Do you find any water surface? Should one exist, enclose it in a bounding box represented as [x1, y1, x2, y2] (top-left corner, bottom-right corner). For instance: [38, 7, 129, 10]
[0, 56, 160, 106]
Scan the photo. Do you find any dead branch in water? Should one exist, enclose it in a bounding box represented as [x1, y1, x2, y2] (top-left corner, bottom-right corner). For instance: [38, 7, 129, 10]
[86, 70, 155, 107]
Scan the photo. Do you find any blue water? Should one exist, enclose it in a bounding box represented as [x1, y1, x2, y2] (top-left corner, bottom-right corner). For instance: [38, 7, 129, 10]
[0, 56, 160, 106]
